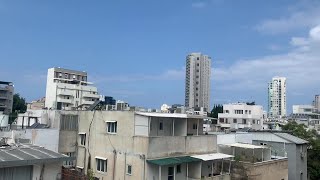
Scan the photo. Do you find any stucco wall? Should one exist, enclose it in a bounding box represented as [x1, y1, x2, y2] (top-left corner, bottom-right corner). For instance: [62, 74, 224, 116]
[76, 111, 149, 179]
[32, 162, 62, 180]
[243, 159, 288, 180]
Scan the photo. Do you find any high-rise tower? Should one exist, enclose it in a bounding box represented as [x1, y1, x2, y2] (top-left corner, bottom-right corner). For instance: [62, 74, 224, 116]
[185, 53, 211, 111]
[268, 77, 287, 117]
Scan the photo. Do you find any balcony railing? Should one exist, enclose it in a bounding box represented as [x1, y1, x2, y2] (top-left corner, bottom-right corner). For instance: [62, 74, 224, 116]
[147, 135, 216, 159]
[82, 93, 99, 99]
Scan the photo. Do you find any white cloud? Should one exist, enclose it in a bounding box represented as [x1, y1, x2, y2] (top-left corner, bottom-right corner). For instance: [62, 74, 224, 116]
[213, 25, 320, 92]
[255, 1, 320, 34]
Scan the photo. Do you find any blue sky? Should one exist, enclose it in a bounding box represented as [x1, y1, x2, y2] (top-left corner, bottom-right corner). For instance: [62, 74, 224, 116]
[1, 0, 320, 112]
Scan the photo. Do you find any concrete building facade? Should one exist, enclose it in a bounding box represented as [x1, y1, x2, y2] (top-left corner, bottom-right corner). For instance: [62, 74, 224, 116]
[217, 103, 265, 131]
[75, 111, 227, 180]
[268, 76, 287, 117]
[214, 132, 308, 180]
[0, 81, 14, 115]
[45, 67, 99, 110]
[314, 95, 320, 113]
[185, 53, 211, 111]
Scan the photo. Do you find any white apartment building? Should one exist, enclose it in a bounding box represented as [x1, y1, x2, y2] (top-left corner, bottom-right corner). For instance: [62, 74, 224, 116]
[292, 105, 316, 114]
[217, 103, 265, 130]
[290, 105, 320, 131]
[185, 53, 211, 111]
[314, 95, 320, 113]
[268, 76, 287, 117]
[45, 67, 99, 110]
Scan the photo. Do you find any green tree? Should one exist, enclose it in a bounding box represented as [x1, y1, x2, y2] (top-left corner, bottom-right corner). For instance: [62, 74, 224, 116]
[9, 93, 27, 124]
[209, 104, 223, 118]
[282, 121, 320, 180]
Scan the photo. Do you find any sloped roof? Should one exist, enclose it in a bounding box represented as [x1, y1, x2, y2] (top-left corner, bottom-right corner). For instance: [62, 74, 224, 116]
[147, 156, 200, 166]
[0, 144, 73, 168]
[191, 153, 234, 161]
[223, 143, 268, 149]
[274, 133, 308, 144]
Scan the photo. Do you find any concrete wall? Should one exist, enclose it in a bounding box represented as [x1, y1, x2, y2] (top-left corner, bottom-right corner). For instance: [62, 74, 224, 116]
[59, 130, 77, 153]
[252, 140, 307, 180]
[32, 162, 63, 180]
[148, 135, 216, 159]
[76, 111, 149, 180]
[0, 129, 60, 152]
[242, 159, 288, 180]
[135, 115, 149, 136]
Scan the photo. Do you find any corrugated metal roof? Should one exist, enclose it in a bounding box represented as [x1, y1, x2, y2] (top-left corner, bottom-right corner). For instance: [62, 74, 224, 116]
[147, 156, 200, 166]
[0, 144, 73, 168]
[191, 153, 234, 161]
[274, 133, 308, 144]
[223, 143, 268, 149]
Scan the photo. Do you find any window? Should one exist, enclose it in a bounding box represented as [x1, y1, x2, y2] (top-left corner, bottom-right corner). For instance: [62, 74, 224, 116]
[257, 120, 260, 125]
[234, 110, 243, 114]
[176, 164, 181, 173]
[107, 121, 117, 133]
[245, 110, 248, 114]
[79, 133, 86, 146]
[96, 158, 107, 172]
[242, 119, 247, 124]
[197, 63, 199, 66]
[127, 165, 132, 175]
[225, 110, 229, 114]
[252, 120, 255, 124]
[233, 119, 237, 123]
[159, 121, 163, 130]
[193, 123, 198, 129]
[249, 110, 251, 114]
[219, 118, 224, 123]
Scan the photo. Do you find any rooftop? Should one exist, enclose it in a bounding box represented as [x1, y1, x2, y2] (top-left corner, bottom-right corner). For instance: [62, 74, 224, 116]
[0, 144, 73, 168]
[274, 133, 308, 144]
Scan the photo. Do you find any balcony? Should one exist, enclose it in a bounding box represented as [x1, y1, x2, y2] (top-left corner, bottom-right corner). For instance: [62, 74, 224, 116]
[82, 93, 99, 99]
[147, 135, 216, 159]
[57, 97, 73, 104]
[0, 94, 8, 99]
[81, 100, 95, 105]
[57, 90, 74, 96]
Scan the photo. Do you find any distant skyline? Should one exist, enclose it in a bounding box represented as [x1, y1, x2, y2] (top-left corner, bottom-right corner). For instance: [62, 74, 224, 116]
[1, 0, 320, 112]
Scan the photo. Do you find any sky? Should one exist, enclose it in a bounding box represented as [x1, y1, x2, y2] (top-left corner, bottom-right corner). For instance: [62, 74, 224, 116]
[0, 0, 320, 112]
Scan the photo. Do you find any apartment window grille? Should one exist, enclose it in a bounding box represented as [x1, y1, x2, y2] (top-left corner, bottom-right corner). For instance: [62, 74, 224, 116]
[193, 123, 198, 129]
[107, 121, 117, 133]
[96, 158, 107, 172]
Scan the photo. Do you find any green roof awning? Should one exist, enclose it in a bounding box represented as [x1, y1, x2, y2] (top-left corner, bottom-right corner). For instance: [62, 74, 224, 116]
[147, 156, 200, 166]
